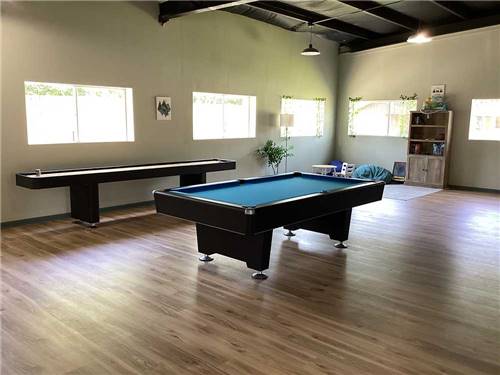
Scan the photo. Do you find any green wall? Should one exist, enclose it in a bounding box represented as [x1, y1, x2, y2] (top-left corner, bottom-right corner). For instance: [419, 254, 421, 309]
[335, 26, 500, 190]
[1, 1, 339, 222]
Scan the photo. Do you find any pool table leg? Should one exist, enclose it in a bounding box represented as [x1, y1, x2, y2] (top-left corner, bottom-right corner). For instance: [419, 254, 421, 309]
[196, 224, 273, 279]
[252, 271, 268, 280]
[330, 209, 352, 248]
[284, 208, 352, 248]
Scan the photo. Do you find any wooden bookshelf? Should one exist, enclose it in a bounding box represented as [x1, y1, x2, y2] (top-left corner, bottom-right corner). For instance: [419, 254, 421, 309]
[406, 111, 453, 188]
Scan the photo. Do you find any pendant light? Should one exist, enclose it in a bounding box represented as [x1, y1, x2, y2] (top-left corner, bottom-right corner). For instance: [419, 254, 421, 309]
[301, 23, 320, 56]
[407, 21, 432, 44]
[407, 31, 432, 44]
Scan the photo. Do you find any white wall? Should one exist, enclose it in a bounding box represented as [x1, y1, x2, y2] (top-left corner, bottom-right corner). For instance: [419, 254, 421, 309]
[1, 1, 339, 222]
[336, 26, 500, 190]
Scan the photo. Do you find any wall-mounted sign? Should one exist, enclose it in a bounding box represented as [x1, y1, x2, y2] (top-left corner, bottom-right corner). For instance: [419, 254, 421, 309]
[156, 96, 172, 120]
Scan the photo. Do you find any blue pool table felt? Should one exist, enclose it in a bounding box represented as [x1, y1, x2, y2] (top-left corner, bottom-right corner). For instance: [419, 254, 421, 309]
[173, 175, 364, 207]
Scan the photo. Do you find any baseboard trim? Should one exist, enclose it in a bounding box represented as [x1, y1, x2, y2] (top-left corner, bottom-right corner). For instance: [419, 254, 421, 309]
[2, 185, 498, 227]
[1, 200, 154, 228]
[448, 185, 500, 194]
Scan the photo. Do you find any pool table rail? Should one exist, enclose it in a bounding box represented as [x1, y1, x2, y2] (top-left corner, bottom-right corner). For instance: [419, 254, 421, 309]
[154, 190, 254, 235]
[153, 172, 385, 235]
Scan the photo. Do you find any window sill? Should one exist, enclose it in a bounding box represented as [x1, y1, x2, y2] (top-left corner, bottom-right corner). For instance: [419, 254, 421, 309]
[28, 140, 135, 145]
[193, 137, 257, 141]
[348, 135, 408, 139]
[281, 136, 323, 139]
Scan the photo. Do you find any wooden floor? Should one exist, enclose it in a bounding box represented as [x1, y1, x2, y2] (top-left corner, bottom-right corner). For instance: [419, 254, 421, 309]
[1, 190, 499, 374]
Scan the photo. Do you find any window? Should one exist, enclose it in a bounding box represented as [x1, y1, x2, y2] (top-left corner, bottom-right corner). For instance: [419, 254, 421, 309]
[348, 100, 417, 137]
[24, 81, 134, 145]
[193, 92, 256, 140]
[468, 99, 500, 141]
[280, 97, 325, 137]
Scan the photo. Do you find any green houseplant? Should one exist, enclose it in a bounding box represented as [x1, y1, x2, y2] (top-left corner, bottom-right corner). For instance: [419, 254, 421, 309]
[256, 140, 293, 175]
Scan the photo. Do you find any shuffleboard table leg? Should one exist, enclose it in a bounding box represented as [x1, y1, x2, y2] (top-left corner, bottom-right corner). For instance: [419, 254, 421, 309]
[199, 254, 214, 262]
[180, 173, 206, 187]
[73, 220, 98, 228]
[70, 183, 100, 226]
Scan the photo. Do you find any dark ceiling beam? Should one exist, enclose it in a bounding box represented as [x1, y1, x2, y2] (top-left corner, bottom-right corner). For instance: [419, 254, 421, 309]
[339, 0, 419, 31]
[343, 13, 500, 53]
[249, 1, 380, 39]
[430, 1, 470, 20]
[159, 1, 256, 24]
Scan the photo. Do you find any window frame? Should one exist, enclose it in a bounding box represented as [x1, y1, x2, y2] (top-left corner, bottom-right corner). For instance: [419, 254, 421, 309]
[280, 97, 326, 138]
[24, 81, 135, 145]
[348, 99, 417, 138]
[192, 91, 257, 141]
[468, 98, 500, 142]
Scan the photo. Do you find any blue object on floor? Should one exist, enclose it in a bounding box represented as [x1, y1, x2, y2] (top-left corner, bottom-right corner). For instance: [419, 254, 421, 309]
[352, 164, 392, 183]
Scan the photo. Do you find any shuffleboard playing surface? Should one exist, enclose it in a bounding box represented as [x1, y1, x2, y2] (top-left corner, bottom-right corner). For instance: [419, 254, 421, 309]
[23, 160, 223, 178]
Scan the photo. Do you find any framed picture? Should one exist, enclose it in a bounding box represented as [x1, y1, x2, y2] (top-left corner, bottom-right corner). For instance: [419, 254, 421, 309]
[156, 96, 171, 120]
[431, 85, 445, 103]
[392, 161, 406, 181]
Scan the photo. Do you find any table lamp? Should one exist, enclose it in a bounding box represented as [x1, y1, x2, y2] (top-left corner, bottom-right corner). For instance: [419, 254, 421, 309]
[280, 113, 294, 173]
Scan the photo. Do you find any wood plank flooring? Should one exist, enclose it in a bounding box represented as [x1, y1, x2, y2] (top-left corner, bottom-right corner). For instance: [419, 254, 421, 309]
[1, 190, 499, 374]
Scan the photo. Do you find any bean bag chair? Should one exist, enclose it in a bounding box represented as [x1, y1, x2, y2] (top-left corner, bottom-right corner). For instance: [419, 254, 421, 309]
[352, 164, 392, 183]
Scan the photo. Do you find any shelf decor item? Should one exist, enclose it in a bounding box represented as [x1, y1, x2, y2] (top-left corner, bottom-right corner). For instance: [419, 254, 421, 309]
[431, 84, 445, 103]
[422, 84, 448, 115]
[406, 110, 453, 188]
[432, 143, 445, 156]
[414, 143, 422, 154]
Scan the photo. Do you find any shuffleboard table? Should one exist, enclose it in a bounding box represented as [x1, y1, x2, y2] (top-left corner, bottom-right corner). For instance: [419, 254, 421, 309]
[154, 172, 384, 279]
[16, 159, 235, 226]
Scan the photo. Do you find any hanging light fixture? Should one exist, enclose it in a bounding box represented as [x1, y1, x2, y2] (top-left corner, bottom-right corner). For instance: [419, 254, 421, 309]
[301, 23, 320, 56]
[407, 31, 432, 44]
[407, 21, 432, 44]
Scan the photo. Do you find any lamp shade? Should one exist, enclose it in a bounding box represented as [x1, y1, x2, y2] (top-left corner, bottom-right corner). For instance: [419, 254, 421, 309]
[301, 44, 320, 56]
[280, 113, 294, 128]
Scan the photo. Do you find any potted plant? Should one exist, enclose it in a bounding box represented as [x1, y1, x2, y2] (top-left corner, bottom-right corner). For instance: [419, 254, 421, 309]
[256, 140, 293, 175]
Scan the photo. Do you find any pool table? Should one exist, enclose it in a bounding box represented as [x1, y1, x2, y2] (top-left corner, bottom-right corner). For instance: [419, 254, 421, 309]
[154, 172, 385, 279]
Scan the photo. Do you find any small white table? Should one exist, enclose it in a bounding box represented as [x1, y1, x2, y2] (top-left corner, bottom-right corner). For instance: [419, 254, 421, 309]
[312, 164, 336, 175]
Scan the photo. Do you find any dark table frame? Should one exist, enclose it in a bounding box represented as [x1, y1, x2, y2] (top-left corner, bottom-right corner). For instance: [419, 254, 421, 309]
[154, 172, 385, 279]
[16, 158, 236, 226]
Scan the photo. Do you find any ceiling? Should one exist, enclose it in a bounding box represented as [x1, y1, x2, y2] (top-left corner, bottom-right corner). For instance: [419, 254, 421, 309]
[158, 1, 500, 53]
